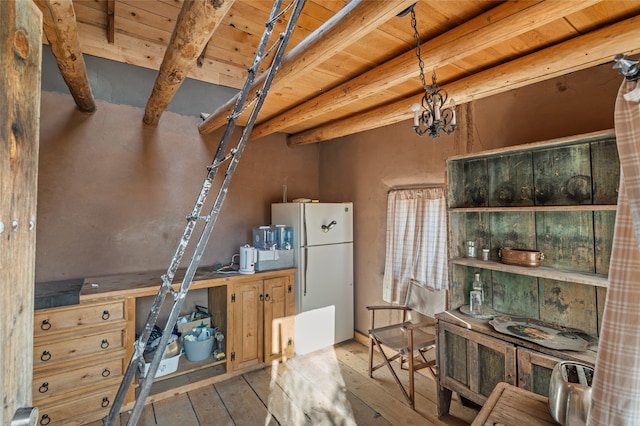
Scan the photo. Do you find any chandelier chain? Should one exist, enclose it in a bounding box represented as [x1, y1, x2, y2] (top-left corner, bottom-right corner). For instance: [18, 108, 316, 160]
[411, 8, 428, 91]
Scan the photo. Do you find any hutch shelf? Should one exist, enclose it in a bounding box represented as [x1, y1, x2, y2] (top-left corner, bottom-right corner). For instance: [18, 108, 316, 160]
[437, 129, 619, 416]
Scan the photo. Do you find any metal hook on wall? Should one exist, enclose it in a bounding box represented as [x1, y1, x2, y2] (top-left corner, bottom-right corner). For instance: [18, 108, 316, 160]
[613, 54, 640, 81]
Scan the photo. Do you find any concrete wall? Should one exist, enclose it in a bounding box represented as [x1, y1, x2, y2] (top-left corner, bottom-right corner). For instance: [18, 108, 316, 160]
[319, 61, 621, 335]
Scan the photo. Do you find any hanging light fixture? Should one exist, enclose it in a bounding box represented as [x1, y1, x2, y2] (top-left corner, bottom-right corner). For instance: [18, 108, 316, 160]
[407, 6, 456, 138]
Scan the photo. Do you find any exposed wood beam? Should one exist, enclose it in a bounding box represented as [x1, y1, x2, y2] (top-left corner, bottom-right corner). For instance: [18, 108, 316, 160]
[288, 14, 640, 146]
[143, 0, 235, 126]
[34, 0, 96, 113]
[251, 0, 601, 140]
[198, 0, 416, 135]
[107, 0, 115, 44]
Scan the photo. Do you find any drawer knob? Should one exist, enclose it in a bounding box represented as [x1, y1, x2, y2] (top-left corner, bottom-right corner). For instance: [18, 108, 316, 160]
[39, 414, 51, 425]
[40, 350, 51, 362]
[40, 319, 51, 331]
[38, 382, 49, 394]
[102, 368, 111, 377]
[265, 293, 271, 301]
[102, 310, 110, 320]
[101, 339, 109, 349]
[101, 397, 110, 408]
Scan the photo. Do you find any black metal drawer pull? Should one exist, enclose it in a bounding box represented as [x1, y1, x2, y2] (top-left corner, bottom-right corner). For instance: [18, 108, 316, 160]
[41, 319, 51, 330]
[38, 382, 49, 394]
[40, 350, 51, 361]
[40, 414, 51, 425]
[102, 368, 111, 377]
[102, 310, 110, 320]
[101, 339, 109, 349]
[102, 397, 110, 408]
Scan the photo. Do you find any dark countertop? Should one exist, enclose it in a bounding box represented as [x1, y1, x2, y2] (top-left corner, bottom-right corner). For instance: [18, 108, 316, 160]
[34, 278, 84, 310]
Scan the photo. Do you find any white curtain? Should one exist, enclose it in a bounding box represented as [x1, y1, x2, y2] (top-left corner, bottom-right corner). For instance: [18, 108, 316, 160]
[382, 187, 448, 304]
[588, 78, 640, 425]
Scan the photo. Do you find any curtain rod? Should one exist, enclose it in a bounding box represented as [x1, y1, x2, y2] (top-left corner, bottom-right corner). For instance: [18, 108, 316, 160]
[388, 184, 445, 193]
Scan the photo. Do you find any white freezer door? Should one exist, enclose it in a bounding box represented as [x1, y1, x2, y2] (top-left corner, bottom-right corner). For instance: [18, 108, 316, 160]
[303, 203, 353, 246]
[295, 242, 354, 354]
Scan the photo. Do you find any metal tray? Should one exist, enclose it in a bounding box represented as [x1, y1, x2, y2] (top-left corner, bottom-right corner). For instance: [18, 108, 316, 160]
[499, 247, 544, 267]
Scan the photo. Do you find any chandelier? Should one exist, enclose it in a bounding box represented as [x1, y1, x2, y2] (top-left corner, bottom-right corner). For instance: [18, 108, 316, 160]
[407, 6, 456, 138]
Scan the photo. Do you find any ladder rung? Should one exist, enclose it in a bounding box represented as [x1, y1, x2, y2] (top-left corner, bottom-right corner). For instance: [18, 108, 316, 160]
[185, 214, 210, 222]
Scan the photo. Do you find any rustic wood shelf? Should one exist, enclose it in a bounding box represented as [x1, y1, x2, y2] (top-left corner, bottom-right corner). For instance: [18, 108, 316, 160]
[450, 257, 609, 288]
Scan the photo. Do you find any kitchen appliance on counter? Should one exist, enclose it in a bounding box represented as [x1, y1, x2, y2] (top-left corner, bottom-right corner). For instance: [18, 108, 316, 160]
[272, 202, 354, 354]
[548, 361, 594, 426]
[239, 244, 257, 274]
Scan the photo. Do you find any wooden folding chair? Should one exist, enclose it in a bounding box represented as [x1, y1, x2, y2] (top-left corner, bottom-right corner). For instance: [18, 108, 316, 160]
[367, 285, 446, 410]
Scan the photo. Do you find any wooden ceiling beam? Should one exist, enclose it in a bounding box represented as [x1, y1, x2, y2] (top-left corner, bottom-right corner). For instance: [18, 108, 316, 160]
[251, 0, 602, 140]
[34, 0, 96, 113]
[288, 14, 640, 146]
[107, 0, 115, 44]
[143, 0, 235, 126]
[198, 0, 417, 135]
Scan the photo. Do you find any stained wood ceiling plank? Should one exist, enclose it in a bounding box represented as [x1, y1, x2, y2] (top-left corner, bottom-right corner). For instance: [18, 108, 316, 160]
[250, 0, 601, 139]
[116, 2, 179, 34]
[288, 13, 640, 145]
[34, 0, 96, 113]
[565, 1, 640, 33]
[116, 11, 174, 45]
[453, 19, 579, 74]
[72, 0, 107, 29]
[143, 0, 236, 125]
[199, 0, 417, 135]
[76, 21, 245, 87]
[119, 0, 181, 20]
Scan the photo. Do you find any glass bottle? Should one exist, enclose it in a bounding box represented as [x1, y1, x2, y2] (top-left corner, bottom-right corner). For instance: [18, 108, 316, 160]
[470, 272, 484, 313]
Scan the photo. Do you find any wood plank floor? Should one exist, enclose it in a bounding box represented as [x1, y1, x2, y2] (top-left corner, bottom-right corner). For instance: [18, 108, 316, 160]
[93, 340, 478, 425]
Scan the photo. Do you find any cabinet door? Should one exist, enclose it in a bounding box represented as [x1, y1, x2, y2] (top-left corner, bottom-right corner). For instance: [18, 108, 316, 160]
[264, 277, 295, 362]
[229, 280, 263, 370]
[438, 322, 516, 408]
[517, 347, 562, 397]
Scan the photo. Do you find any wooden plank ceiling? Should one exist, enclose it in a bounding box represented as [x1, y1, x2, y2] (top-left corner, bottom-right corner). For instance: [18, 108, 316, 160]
[37, 0, 640, 145]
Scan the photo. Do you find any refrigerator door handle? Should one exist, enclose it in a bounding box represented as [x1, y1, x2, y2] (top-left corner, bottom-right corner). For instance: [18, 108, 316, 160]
[303, 248, 308, 296]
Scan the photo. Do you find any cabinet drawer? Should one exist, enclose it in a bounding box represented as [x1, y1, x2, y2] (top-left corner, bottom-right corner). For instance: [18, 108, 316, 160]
[36, 385, 119, 426]
[34, 300, 126, 337]
[33, 328, 124, 369]
[33, 357, 123, 401]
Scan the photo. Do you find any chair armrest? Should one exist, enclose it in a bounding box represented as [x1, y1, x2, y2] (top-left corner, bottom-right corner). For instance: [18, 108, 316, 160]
[402, 319, 436, 330]
[366, 305, 412, 312]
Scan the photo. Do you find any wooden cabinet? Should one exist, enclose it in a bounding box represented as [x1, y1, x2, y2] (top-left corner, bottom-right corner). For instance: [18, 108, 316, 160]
[437, 320, 516, 416]
[438, 130, 616, 416]
[34, 268, 296, 422]
[32, 298, 135, 425]
[229, 275, 294, 370]
[436, 314, 596, 417]
[516, 347, 562, 397]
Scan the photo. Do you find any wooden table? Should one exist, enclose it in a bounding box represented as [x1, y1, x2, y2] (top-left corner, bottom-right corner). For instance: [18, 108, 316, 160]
[471, 382, 556, 426]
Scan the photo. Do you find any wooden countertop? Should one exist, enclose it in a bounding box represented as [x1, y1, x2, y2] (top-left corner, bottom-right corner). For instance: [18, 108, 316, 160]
[471, 382, 556, 426]
[81, 267, 297, 300]
[436, 309, 597, 366]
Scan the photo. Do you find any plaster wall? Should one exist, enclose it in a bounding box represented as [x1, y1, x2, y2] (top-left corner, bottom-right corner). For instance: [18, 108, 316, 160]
[36, 92, 319, 282]
[319, 61, 621, 336]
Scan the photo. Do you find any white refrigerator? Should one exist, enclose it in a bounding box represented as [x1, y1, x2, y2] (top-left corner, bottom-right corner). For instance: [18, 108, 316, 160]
[271, 202, 354, 355]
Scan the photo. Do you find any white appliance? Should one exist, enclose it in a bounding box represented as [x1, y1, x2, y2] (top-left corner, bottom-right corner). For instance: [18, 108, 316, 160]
[271, 202, 354, 354]
[239, 244, 257, 274]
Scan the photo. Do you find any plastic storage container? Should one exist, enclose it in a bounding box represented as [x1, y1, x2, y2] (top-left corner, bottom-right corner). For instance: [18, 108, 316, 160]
[273, 225, 293, 250]
[182, 327, 215, 362]
[253, 226, 276, 251]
